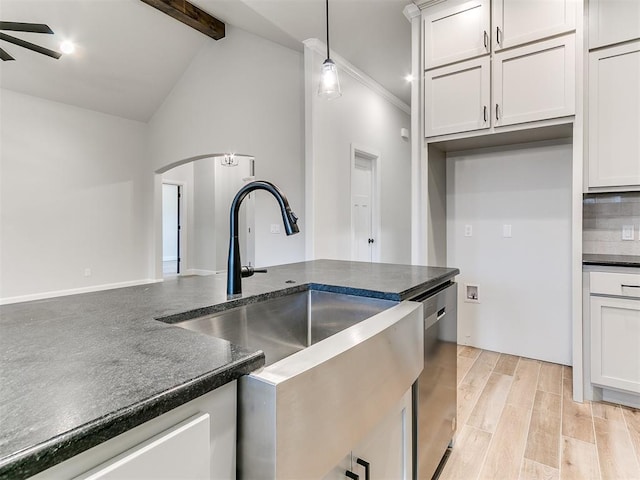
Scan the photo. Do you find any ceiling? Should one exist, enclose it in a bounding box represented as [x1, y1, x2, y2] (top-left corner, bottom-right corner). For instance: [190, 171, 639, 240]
[0, 0, 413, 122]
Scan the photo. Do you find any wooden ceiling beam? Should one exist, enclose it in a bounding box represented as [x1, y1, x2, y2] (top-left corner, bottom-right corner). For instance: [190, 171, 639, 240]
[140, 0, 225, 40]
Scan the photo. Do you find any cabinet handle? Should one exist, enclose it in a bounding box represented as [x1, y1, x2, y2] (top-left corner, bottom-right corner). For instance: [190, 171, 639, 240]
[356, 458, 370, 480]
[496, 26, 501, 45]
[621, 284, 640, 289]
[483, 105, 487, 122]
[495, 104, 500, 121]
[437, 307, 447, 321]
[483, 30, 488, 49]
[345, 471, 359, 480]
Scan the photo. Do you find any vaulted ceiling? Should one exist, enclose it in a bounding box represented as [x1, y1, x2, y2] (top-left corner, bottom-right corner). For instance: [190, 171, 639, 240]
[0, 0, 413, 122]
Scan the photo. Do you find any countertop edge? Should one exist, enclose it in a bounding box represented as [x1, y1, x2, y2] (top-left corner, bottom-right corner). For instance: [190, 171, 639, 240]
[0, 352, 264, 480]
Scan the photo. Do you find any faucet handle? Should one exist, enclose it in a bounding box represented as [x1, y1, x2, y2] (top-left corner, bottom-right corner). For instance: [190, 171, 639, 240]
[241, 266, 268, 278]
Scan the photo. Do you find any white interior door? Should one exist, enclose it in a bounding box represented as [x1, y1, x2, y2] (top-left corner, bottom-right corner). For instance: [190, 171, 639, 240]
[352, 152, 377, 262]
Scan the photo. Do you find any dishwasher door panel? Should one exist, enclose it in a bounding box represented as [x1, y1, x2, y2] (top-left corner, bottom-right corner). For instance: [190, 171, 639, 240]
[413, 283, 457, 480]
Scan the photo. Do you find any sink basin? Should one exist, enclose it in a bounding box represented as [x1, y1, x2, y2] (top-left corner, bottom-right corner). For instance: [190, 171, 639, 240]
[173, 288, 424, 479]
[176, 289, 397, 366]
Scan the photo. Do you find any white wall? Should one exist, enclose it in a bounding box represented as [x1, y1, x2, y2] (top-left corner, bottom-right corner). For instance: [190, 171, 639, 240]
[0, 89, 152, 301]
[193, 160, 217, 273]
[446, 140, 573, 365]
[149, 26, 305, 270]
[305, 44, 412, 264]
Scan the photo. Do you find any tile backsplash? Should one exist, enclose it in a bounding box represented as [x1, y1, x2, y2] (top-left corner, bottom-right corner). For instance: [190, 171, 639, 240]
[583, 192, 640, 256]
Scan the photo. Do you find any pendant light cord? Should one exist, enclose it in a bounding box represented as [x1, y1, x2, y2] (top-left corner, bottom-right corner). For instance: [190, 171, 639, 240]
[325, 0, 330, 59]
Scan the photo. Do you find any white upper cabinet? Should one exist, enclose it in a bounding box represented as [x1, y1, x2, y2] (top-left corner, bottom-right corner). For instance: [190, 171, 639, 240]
[425, 56, 491, 136]
[423, 0, 490, 69]
[588, 40, 640, 188]
[589, 0, 640, 49]
[493, 35, 576, 127]
[493, 0, 577, 51]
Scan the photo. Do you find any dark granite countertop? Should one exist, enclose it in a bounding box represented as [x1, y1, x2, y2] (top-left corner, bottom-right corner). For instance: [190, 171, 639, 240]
[0, 259, 458, 479]
[583, 254, 640, 268]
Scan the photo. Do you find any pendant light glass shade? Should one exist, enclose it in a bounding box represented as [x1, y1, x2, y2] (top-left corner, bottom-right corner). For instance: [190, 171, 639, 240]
[318, 58, 341, 99]
[318, 0, 341, 99]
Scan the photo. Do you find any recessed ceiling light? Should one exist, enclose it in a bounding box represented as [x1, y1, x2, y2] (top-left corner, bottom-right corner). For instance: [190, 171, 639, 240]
[60, 40, 75, 55]
[405, 74, 414, 83]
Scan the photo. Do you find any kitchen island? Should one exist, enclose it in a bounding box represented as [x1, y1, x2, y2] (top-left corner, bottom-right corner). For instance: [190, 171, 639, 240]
[0, 260, 458, 479]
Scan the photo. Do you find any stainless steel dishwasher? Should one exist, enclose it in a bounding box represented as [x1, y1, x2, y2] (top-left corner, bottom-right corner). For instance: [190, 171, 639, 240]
[412, 282, 457, 480]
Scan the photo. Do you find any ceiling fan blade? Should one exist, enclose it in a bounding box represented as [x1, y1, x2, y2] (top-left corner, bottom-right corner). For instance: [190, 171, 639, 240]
[0, 47, 15, 61]
[0, 22, 54, 34]
[0, 32, 61, 59]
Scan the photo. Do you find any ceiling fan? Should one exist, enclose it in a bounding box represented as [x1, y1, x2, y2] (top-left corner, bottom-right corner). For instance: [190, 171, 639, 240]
[0, 21, 61, 61]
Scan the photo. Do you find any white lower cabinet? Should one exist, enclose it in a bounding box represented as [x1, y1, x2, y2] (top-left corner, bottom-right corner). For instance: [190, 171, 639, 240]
[493, 34, 576, 127]
[591, 295, 640, 394]
[590, 271, 640, 395]
[322, 389, 412, 480]
[31, 381, 237, 480]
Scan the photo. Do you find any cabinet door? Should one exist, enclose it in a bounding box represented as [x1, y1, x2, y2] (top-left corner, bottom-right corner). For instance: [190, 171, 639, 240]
[320, 390, 412, 480]
[591, 296, 640, 394]
[75, 414, 210, 480]
[352, 390, 412, 480]
[493, 34, 575, 127]
[493, 0, 576, 51]
[589, 0, 640, 49]
[588, 41, 640, 188]
[425, 56, 490, 137]
[423, 0, 490, 69]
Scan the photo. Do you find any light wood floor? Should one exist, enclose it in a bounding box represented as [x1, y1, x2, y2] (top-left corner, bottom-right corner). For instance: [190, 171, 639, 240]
[439, 346, 640, 480]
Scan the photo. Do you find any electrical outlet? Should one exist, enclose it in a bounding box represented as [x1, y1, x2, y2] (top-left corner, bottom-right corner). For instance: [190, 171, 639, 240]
[84, 268, 91, 277]
[464, 225, 473, 237]
[622, 225, 635, 241]
[503, 224, 512, 238]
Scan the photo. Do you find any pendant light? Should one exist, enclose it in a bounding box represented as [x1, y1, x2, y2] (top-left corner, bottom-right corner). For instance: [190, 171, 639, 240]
[318, 0, 342, 99]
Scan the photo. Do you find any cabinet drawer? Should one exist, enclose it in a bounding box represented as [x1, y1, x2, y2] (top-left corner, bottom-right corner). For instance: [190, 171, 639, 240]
[75, 414, 210, 480]
[591, 272, 640, 298]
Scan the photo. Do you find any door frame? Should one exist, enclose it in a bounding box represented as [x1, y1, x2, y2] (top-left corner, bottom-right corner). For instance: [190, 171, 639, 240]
[162, 181, 186, 276]
[350, 144, 381, 262]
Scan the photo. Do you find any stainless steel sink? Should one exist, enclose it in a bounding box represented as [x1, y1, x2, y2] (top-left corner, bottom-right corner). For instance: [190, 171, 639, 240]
[176, 289, 397, 366]
[173, 288, 424, 479]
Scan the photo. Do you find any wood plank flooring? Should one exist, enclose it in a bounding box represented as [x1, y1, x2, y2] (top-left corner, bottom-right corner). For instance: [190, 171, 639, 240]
[439, 346, 640, 480]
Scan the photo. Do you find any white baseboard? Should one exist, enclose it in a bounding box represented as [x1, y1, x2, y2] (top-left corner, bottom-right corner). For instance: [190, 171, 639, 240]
[602, 387, 640, 409]
[0, 278, 162, 305]
[183, 269, 218, 276]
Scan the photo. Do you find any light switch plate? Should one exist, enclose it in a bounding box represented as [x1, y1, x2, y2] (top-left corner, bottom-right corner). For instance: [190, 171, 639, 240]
[464, 225, 472, 237]
[503, 224, 512, 238]
[622, 225, 634, 241]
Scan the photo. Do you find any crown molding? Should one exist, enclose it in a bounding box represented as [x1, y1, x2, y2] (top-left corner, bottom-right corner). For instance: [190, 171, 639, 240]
[413, 0, 447, 9]
[303, 38, 410, 115]
[403, 4, 421, 20]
